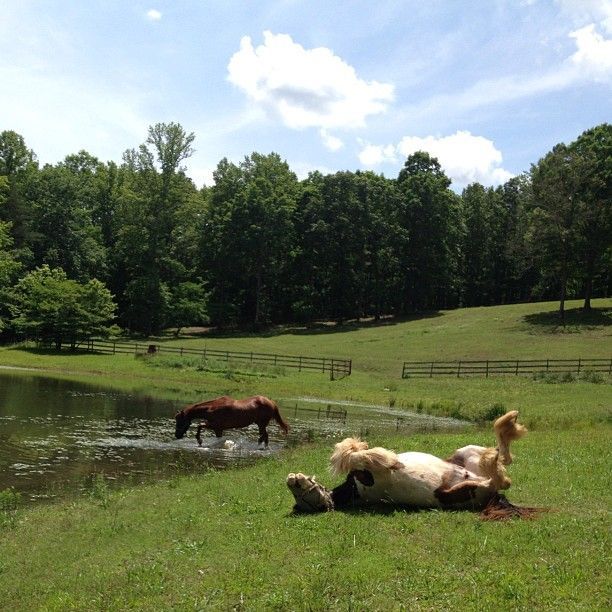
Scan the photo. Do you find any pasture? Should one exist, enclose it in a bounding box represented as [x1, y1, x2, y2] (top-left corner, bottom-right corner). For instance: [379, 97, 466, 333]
[0, 298, 610, 610]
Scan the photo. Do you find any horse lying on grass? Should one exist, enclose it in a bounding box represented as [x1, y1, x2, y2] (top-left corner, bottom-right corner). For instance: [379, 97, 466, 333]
[287, 410, 540, 520]
[175, 395, 289, 448]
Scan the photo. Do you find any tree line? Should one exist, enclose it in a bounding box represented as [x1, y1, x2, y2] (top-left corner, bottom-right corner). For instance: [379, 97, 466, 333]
[0, 122, 609, 342]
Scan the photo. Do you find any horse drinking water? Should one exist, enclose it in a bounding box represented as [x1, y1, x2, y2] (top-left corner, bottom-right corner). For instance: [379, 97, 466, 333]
[175, 395, 289, 448]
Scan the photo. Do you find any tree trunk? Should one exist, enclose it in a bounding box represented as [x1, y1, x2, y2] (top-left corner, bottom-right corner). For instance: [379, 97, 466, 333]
[559, 270, 567, 326]
[583, 253, 594, 311]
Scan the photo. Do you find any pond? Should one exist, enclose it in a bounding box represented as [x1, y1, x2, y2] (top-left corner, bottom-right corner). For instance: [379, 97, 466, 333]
[0, 370, 466, 503]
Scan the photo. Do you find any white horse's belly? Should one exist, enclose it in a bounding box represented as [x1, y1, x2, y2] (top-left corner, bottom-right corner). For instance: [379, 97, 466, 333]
[356, 452, 450, 508]
[355, 451, 492, 509]
[452, 445, 488, 474]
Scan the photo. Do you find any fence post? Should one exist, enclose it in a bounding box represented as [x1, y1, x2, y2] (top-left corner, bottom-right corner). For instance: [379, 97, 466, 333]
[546, 359, 549, 372]
[457, 361, 461, 378]
[299, 356, 302, 372]
[322, 358, 326, 373]
[515, 360, 519, 375]
[135, 343, 138, 355]
[577, 358, 581, 374]
[486, 360, 489, 378]
[113, 341, 116, 355]
[430, 362, 434, 378]
[609, 358, 612, 375]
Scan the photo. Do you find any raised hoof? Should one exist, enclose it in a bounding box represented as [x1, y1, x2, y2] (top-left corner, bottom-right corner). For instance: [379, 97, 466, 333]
[287, 473, 334, 512]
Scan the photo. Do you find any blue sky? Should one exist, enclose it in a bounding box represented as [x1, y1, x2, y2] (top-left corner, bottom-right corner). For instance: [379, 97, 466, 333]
[1, 0, 610, 190]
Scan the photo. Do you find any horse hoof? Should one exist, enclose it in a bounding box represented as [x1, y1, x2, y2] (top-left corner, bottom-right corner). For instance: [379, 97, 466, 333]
[286, 473, 334, 512]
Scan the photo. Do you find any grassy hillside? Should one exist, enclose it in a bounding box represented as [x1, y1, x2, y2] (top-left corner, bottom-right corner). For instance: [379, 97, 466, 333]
[160, 298, 612, 375]
[1, 299, 610, 427]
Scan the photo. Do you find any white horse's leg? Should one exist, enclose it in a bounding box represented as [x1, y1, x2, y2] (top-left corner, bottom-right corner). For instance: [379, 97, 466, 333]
[286, 473, 334, 512]
[494, 410, 527, 465]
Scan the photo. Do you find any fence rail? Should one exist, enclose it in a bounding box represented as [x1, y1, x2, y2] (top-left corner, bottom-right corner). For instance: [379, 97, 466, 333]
[289, 402, 347, 421]
[39, 338, 352, 380]
[402, 358, 612, 378]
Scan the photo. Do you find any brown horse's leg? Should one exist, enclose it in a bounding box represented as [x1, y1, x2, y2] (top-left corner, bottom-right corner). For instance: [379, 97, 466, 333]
[258, 424, 269, 448]
[196, 423, 205, 446]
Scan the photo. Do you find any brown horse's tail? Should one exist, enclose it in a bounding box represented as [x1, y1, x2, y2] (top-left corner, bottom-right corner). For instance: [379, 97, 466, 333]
[272, 402, 289, 434]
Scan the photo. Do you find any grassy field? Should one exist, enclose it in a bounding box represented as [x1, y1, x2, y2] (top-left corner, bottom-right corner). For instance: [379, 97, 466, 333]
[0, 299, 611, 610]
[0, 299, 610, 427]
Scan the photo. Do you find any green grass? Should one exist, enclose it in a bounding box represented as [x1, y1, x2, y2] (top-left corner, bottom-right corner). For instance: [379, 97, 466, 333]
[0, 428, 609, 610]
[0, 299, 610, 609]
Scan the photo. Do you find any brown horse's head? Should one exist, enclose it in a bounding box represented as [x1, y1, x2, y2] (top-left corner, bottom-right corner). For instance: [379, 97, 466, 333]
[175, 410, 191, 439]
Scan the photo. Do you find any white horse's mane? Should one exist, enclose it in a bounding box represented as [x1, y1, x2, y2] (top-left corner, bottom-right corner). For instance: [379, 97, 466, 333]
[330, 437, 403, 476]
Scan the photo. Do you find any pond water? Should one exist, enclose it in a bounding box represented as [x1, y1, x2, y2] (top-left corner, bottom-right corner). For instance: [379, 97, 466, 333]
[0, 370, 466, 503]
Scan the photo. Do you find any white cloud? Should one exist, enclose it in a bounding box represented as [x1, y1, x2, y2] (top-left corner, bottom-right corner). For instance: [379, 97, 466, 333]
[358, 143, 397, 166]
[555, 0, 612, 34]
[319, 129, 344, 151]
[227, 31, 394, 135]
[146, 9, 162, 21]
[359, 131, 513, 187]
[569, 23, 612, 80]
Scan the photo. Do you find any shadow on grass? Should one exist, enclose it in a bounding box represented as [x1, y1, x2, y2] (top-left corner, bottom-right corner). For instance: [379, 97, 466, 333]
[288, 503, 419, 518]
[523, 307, 611, 331]
[177, 311, 445, 340]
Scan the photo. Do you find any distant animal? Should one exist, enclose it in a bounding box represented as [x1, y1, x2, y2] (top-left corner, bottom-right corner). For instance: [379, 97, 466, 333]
[287, 410, 540, 519]
[175, 395, 289, 448]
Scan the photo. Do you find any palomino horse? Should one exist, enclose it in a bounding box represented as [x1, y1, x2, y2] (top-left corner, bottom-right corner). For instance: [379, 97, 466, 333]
[175, 395, 289, 448]
[287, 410, 539, 519]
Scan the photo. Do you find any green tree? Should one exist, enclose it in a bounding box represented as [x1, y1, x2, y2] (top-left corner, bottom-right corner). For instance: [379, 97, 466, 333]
[0, 130, 37, 261]
[569, 123, 612, 310]
[202, 153, 298, 326]
[166, 281, 209, 337]
[114, 123, 198, 334]
[291, 170, 400, 322]
[26, 160, 107, 281]
[0, 201, 22, 332]
[10, 265, 116, 348]
[530, 144, 585, 321]
[498, 175, 537, 304]
[396, 152, 463, 311]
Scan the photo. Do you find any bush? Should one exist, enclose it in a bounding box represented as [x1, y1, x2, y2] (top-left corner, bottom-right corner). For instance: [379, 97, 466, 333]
[0, 488, 21, 512]
[481, 402, 506, 421]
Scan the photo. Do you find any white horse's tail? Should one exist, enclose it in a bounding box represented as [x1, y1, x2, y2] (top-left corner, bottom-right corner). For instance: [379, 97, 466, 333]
[330, 437, 403, 477]
[493, 410, 527, 465]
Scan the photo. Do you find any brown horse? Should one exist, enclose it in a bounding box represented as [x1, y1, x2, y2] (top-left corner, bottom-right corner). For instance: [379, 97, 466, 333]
[174, 395, 289, 448]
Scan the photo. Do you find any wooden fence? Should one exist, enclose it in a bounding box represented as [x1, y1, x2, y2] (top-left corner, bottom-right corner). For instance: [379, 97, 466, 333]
[288, 402, 347, 422]
[402, 358, 612, 378]
[41, 338, 352, 380]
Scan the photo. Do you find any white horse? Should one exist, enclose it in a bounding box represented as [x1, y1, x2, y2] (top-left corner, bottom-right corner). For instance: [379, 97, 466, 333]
[287, 411, 538, 519]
